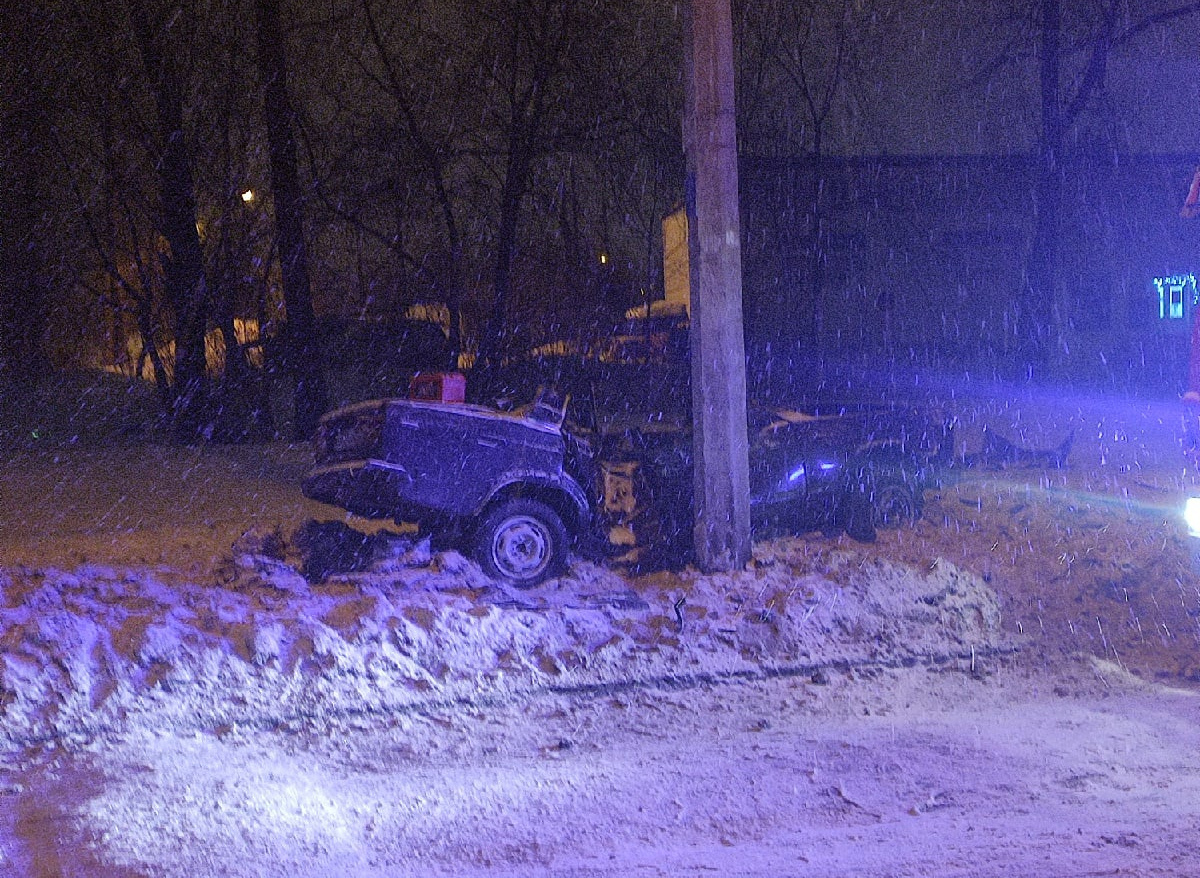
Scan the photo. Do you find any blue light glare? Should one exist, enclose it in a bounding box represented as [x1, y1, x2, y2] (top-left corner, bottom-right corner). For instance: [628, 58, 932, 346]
[1185, 497, 1200, 537]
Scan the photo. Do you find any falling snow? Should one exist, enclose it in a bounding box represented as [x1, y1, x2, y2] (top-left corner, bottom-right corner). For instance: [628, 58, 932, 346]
[2, 376, 1200, 875]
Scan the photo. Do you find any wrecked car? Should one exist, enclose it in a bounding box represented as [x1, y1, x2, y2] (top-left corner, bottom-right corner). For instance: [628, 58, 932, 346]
[303, 385, 594, 586]
[604, 400, 947, 566]
[302, 369, 949, 586]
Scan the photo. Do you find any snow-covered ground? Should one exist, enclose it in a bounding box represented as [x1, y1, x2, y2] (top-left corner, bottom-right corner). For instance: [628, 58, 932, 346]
[2, 375, 1200, 875]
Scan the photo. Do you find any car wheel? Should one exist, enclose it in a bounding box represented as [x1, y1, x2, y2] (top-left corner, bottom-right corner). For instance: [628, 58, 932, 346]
[841, 490, 877, 542]
[475, 498, 568, 587]
[870, 478, 919, 528]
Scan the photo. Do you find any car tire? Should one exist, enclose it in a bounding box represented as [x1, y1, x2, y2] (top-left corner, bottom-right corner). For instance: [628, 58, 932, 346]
[474, 498, 568, 587]
[627, 463, 694, 571]
[842, 462, 921, 541]
[871, 478, 919, 528]
[841, 490, 877, 542]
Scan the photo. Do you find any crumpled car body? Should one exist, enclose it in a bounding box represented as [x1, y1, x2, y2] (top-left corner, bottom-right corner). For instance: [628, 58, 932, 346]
[608, 402, 947, 565]
[303, 391, 594, 586]
[303, 384, 947, 586]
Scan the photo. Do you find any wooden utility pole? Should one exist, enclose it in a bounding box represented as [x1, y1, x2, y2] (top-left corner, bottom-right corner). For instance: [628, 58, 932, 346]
[682, 0, 752, 571]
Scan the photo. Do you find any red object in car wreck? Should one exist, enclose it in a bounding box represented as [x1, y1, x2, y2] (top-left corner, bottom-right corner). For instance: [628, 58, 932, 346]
[409, 372, 467, 403]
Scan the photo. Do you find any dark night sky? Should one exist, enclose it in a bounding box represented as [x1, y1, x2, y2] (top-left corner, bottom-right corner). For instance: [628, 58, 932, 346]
[845, 2, 1200, 156]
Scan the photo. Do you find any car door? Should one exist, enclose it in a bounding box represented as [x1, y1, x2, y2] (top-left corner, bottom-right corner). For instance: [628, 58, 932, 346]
[750, 420, 809, 508]
[751, 416, 848, 524]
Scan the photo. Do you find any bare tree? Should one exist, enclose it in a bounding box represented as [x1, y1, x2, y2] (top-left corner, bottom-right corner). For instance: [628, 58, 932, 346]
[26, 0, 683, 405]
[979, 0, 1200, 370]
[59, 116, 175, 404]
[124, 0, 221, 440]
[462, 0, 647, 363]
[469, 0, 599, 363]
[254, 0, 328, 438]
[734, 0, 877, 358]
[0, 2, 56, 384]
[299, 0, 669, 364]
[306, 0, 470, 364]
[46, 0, 275, 436]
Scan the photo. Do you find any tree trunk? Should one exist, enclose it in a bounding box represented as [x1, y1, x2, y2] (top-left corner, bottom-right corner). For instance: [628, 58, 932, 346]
[479, 153, 527, 366]
[0, 65, 52, 383]
[806, 139, 825, 354]
[255, 0, 328, 439]
[128, 0, 213, 440]
[443, 245, 465, 369]
[1022, 0, 1065, 374]
[133, 295, 172, 410]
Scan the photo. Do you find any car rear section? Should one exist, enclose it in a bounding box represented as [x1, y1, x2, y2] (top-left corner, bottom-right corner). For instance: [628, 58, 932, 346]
[302, 401, 410, 518]
[303, 395, 597, 586]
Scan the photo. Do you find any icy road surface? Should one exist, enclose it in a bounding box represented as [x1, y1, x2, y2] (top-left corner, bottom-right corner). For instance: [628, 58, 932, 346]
[6, 662, 1200, 877]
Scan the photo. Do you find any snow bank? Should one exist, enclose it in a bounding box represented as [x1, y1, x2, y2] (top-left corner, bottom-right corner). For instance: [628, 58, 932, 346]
[0, 530, 1006, 752]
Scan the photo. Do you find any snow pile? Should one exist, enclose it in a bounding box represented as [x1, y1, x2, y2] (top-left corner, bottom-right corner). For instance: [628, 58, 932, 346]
[712, 545, 1005, 665]
[0, 528, 1006, 751]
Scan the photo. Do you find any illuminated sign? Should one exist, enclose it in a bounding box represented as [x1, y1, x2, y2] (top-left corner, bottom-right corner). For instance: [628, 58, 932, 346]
[1153, 273, 1198, 321]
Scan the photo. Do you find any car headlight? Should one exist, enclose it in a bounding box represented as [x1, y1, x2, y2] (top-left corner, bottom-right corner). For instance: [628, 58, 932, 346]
[1185, 497, 1200, 538]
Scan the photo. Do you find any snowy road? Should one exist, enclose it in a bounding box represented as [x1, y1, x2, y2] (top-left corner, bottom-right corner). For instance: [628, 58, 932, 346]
[6, 660, 1200, 877]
